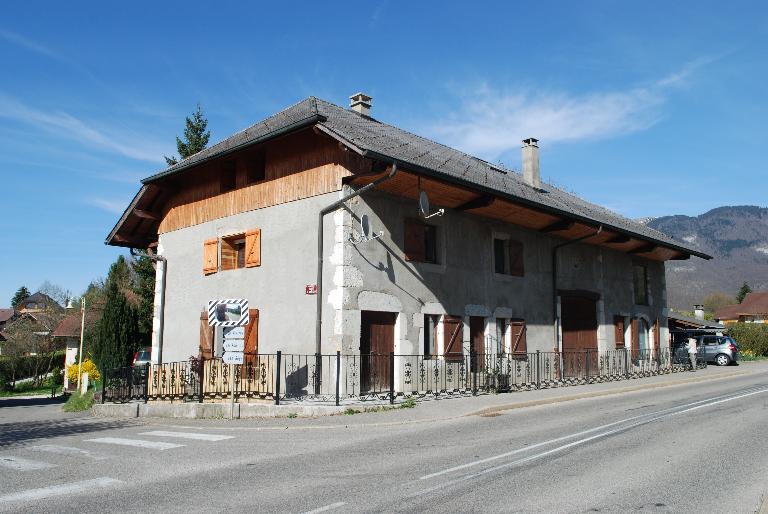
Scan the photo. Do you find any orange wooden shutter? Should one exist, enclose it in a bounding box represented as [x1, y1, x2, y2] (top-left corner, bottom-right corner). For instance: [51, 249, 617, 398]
[199, 311, 213, 358]
[403, 218, 425, 262]
[203, 238, 218, 275]
[653, 319, 660, 349]
[244, 308, 259, 355]
[614, 316, 625, 348]
[510, 319, 527, 358]
[443, 315, 464, 362]
[509, 240, 524, 276]
[220, 238, 236, 271]
[245, 229, 261, 268]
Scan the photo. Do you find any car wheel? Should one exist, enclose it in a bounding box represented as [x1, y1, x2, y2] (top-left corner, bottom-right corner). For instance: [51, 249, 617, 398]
[715, 354, 730, 366]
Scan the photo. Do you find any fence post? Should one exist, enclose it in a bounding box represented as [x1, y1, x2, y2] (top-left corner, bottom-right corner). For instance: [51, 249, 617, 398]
[275, 351, 282, 406]
[625, 349, 630, 379]
[314, 352, 321, 395]
[585, 350, 590, 383]
[389, 352, 395, 405]
[471, 351, 477, 396]
[101, 369, 107, 404]
[128, 365, 134, 399]
[144, 363, 149, 403]
[198, 359, 204, 403]
[335, 351, 341, 407]
[536, 350, 541, 389]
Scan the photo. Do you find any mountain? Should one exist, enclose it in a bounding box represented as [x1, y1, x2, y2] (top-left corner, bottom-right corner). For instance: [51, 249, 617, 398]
[645, 206, 768, 310]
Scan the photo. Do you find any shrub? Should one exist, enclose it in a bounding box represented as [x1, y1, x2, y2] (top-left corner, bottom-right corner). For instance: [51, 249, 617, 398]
[727, 323, 768, 357]
[66, 360, 101, 385]
[62, 390, 94, 412]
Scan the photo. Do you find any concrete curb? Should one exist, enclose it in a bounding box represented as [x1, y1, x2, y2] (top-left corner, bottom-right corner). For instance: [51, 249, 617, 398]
[466, 369, 751, 417]
[91, 402, 346, 419]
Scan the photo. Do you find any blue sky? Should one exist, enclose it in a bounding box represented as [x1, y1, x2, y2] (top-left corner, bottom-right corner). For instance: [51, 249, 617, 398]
[1, 1, 766, 305]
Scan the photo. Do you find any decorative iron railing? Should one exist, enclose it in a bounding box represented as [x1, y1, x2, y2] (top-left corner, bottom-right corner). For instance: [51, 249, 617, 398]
[102, 348, 702, 404]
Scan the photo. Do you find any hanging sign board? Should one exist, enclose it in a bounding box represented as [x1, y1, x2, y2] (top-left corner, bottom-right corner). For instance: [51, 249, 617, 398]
[223, 326, 245, 339]
[223, 339, 245, 352]
[222, 352, 244, 365]
[208, 299, 249, 327]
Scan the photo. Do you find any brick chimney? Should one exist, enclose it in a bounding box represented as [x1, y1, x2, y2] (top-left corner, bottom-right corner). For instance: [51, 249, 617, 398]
[522, 138, 540, 188]
[349, 92, 372, 117]
[694, 304, 705, 320]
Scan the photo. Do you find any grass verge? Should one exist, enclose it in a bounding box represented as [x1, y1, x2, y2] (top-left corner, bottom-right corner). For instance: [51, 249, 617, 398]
[62, 390, 94, 412]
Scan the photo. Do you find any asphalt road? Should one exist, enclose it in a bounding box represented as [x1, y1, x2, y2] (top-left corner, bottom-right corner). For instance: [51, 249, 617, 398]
[1, 368, 767, 513]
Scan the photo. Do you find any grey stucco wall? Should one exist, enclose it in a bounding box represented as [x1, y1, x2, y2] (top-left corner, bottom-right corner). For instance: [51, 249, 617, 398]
[157, 191, 340, 363]
[336, 190, 668, 355]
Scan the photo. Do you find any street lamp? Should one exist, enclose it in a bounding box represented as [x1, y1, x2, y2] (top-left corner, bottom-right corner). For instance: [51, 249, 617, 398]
[76, 298, 86, 392]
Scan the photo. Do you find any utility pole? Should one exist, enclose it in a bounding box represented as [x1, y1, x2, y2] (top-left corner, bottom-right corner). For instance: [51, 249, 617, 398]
[76, 297, 86, 392]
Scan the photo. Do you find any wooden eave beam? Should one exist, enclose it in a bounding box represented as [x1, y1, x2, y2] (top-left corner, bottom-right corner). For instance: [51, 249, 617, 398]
[455, 194, 495, 211]
[670, 252, 691, 260]
[629, 243, 658, 255]
[605, 234, 631, 244]
[540, 219, 575, 233]
[133, 209, 160, 221]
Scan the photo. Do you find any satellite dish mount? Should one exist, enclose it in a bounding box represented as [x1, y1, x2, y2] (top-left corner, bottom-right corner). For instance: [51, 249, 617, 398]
[419, 190, 444, 219]
[348, 213, 383, 245]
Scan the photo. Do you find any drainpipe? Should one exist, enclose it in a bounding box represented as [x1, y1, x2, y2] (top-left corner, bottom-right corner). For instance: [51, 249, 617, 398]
[315, 163, 398, 359]
[551, 225, 603, 352]
[131, 247, 167, 365]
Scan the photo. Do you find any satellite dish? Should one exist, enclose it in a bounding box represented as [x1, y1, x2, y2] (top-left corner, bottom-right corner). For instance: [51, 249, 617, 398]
[419, 191, 430, 217]
[360, 214, 371, 240]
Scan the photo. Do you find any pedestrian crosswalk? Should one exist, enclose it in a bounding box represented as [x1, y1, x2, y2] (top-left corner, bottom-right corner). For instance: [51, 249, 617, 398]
[0, 430, 236, 507]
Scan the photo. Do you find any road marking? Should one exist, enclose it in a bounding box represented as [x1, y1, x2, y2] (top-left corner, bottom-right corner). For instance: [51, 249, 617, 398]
[0, 477, 123, 504]
[29, 444, 107, 460]
[419, 386, 768, 484]
[85, 437, 184, 450]
[301, 502, 347, 513]
[138, 431, 235, 441]
[0, 456, 55, 471]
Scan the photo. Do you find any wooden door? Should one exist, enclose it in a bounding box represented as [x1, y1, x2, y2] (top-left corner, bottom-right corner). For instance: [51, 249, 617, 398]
[469, 316, 485, 372]
[360, 311, 396, 393]
[561, 295, 598, 377]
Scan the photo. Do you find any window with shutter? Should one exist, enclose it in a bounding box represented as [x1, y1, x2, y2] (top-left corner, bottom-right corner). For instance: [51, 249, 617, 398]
[203, 239, 218, 275]
[404, 218, 425, 262]
[245, 229, 261, 267]
[493, 238, 524, 276]
[423, 314, 439, 359]
[614, 315, 625, 348]
[510, 319, 527, 358]
[443, 315, 464, 362]
[221, 235, 245, 271]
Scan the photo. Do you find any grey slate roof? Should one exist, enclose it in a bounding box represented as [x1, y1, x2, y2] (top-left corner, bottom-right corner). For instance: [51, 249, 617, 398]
[141, 97, 709, 259]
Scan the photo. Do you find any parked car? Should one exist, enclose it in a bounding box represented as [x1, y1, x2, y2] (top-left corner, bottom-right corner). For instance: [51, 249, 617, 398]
[673, 335, 739, 366]
[132, 347, 152, 367]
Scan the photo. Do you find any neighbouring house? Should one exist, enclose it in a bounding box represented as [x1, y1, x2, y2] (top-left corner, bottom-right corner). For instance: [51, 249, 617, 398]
[52, 306, 102, 390]
[0, 308, 15, 351]
[15, 292, 63, 314]
[106, 94, 711, 382]
[715, 292, 768, 324]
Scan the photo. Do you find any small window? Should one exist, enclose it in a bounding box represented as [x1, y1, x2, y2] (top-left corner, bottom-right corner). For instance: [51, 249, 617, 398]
[247, 154, 266, 184]
[494, 238, 524, 276]
[424, 315, 439, 358]
[633, 264, 648, 305]
[220, 160, 237, 193]
[404, 218, 439, 264]
[221, 235, 246, 271]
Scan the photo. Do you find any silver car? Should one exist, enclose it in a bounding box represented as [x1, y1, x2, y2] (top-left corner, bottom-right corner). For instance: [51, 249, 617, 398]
[696, 335, 739, 366]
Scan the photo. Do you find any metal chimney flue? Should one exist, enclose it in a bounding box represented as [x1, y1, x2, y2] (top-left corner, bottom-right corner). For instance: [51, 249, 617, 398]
[349, 92, 372, 117]
[522, 137, 540, 188]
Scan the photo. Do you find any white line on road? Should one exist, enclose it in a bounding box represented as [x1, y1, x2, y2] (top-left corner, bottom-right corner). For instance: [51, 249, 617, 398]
[300, 502, 347, 514]
[418, 386, 768, 486]
[0, 477, 123, 504]
[138, 431, 235, 441]
[85, 437, 184, 450]
[0, 456, 55, 471]
[29, 444, 107, 460]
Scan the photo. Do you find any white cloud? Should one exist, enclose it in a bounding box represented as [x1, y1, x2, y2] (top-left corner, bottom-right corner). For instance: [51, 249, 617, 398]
[0, 93, 167, 163]
[0, 28, 62, 61]
[425, 60, 711, 160]
[86, 197, 129, 214]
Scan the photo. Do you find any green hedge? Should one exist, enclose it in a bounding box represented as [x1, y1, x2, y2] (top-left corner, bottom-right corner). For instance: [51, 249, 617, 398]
[726, 323, 768, 356]
[0, 350, 66, 388]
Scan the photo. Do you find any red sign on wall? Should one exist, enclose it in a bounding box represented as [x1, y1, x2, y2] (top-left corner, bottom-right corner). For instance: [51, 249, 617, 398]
[305, 284, 318, 295]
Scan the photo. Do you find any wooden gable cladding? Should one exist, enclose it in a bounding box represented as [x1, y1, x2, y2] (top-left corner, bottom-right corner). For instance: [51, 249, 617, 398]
[156, 129, 359, 234]
[349, 170, 676, 262]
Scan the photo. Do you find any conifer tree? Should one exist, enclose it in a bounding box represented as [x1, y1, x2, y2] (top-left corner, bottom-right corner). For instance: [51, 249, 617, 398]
[736, 282, 753, 304]
[10, 286, 30, 309]
[164, 104, 210, 166]
[91, 280, 139, 372]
